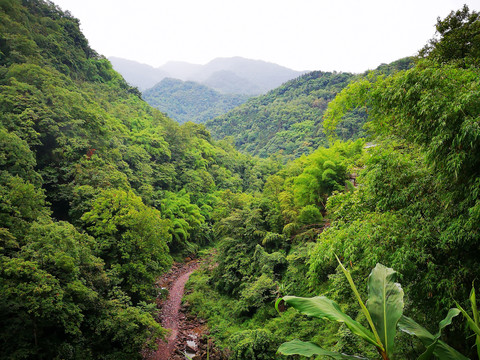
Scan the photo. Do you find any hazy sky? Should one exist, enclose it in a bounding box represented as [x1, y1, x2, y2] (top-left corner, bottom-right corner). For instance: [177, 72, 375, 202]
[53, 0, 476, 73]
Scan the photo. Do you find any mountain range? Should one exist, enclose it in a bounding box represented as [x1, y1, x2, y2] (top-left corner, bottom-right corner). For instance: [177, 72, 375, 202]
[205, 57, 413, 159]
[109, 56, 305, 95]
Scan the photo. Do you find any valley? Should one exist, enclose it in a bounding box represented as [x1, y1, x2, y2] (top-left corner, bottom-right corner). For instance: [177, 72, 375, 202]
[1, 1, 480, 360]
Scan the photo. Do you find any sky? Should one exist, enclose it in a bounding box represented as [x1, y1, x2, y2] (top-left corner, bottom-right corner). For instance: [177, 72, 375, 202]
[52, 0, 477, 73]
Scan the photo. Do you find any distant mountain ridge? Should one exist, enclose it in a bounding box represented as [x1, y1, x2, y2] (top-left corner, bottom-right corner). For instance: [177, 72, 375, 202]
[108, 57, 169, 91]
[142, 78, 250, 124]
[205, 57, 413, 159]
[109, 56, 306, 94]
[205, 71, 360, 159]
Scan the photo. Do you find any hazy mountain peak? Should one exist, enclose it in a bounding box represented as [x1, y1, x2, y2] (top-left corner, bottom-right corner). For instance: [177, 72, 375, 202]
[109, 56, 305, 95]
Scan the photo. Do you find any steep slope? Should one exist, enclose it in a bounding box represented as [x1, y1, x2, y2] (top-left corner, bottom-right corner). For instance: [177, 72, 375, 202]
[142, 78, 250, 124]
[205, 58, 414, 159]
[184, 8, 480, 360]
[0, 1, 281, 359]
[205, 71, 362, 159]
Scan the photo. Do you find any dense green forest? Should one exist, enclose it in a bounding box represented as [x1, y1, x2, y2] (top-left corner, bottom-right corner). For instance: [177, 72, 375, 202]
[206, 71, 357, 159]
[142, 78, 250, 124]
[205, 58, 412, 160]
[1, 1, 480, 360]
[186, 5, 480, 360]
[0, 1, 280, 358]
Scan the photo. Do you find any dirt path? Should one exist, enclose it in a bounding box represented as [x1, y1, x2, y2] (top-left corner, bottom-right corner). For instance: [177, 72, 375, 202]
[147, 260, 200, 360]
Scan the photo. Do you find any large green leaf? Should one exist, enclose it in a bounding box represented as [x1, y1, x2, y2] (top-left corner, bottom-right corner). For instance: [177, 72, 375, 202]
[456, 288, 480, 359]
[283, 296, 378, 347]
[417, 338, 439, 360]
[416, 308, 461, 360]
[398, 313, 469, 360]
[455, 301, 480, 336]
[469, 286, 480, 359]
[336, 256, 383, 350]
[277, 339, 367, 359]
[366, 263, 404, 358]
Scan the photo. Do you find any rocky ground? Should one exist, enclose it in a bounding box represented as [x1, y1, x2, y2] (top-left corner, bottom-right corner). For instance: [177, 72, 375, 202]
[145, 259, 224, 360]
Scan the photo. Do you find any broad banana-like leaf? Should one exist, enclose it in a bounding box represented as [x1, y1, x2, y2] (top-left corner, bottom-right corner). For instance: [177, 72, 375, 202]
[456, 288, 480, 359]
[455, 302, 480, 336]
[417, 338, 438, 360]
[277, 339, 367, 359]
[415, 308, 461, 360]
[470, 286, 480, 359]
[398, 313, 469, 360]
[283, 295, 378, 347]
[336, 256, 383, 350]
[366, 263, 404, 358]
[471, 286, 480, 333]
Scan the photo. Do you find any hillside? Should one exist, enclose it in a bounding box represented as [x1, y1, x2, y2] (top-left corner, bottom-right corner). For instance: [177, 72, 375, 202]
[142, 78, 250, 124]
[205, 71, 361, 158]
[110, 56, 304, 95]
[2, 1, 480, 360]
[185, 6, 480, 360]
[0, 1, 280, 358]
[205, 58, 413, 159]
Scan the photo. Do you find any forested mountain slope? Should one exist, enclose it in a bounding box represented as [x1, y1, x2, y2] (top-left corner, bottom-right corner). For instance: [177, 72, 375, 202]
[2, 1, 480, 360]
[185, 6, 480, 360]
[142, 78, 250, 124]
[205, 70, 361, 158]
[206, 58, 412, 159]
[0, 1, 280, 358]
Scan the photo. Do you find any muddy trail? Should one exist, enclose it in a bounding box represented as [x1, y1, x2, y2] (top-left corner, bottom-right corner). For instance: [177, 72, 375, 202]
[145, 259, 222, 360]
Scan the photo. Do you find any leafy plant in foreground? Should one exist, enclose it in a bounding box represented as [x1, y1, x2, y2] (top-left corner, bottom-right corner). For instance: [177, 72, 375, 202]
[455, 285, 480, 359]
[276, 259, 467, 359]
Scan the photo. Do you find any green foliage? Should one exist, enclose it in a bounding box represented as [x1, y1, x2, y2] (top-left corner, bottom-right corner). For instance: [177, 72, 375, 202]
[297, 205, 323, 225]
[278, 263, 466, 360]
[278, 294, 379, 349]
[278, 339, 367, 359]
[3, 1, 480, 359]
[0, 174, 49, 239]
[398, 310, 467, 360]
[81, 189, 171, 303]
[206, 57, 413, 160]
[0, 218, 166, 359]
[206, 71, 363, 158]
[142, 78, 250, 124]
[229, 329, 277, 360]
[0, 1, 277, 357]
[293, 140, 364, 209]
[159, 190, 205, 253]
[455, 286, 480, 359]
[302, 9, 480, 358]
[366, 264, 404, 357]
[419, 5, 480, 67]
[238, 274, 278, 314]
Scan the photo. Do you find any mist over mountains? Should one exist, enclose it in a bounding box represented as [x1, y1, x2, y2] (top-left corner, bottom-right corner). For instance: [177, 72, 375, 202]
[109, 56, 306, 95]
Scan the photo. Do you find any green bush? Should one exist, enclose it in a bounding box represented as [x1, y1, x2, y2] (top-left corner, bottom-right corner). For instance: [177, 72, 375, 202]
[229, 329, 277, 360]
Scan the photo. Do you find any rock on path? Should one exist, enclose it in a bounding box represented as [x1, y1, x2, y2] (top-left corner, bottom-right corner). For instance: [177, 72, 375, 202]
[147, 260, 199, 360]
